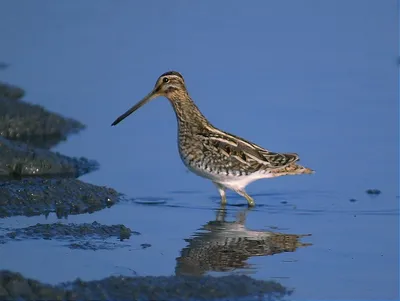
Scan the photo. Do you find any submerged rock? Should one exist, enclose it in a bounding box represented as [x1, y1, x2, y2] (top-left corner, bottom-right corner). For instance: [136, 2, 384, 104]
[0, 178, 119, 218]
[0, 270, 290, 301]
[0, 96, 85, 149]
[0, 136, 98, 178]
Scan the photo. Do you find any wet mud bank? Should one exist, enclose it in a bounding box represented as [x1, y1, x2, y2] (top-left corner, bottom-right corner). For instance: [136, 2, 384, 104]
[0, 177, 118, 218]
[0, 136, 98, 178]
[0, 221, 136, 250]
[0, 82, 84, 149]
[0, 270, 290, 301]
[0, 82, 24, 101]
[0, 82, 120, 218]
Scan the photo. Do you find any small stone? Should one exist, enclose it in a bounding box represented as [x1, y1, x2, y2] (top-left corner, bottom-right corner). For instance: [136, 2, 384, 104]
[366, 189, 381, 195]
[141, 243, 151, 249]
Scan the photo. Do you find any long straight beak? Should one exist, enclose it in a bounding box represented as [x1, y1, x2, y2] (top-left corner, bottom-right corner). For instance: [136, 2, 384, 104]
[111, 89, 159, 126]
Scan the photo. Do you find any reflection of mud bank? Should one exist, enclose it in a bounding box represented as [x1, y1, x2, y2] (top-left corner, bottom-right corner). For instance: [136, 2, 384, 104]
[0, 270, 290, 301]
[176, 207, 312, 276]
[0, 221, 136, 250]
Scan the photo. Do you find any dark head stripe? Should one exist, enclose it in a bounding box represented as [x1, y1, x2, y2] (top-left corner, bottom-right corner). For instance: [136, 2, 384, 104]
[160, 71, 184, 79]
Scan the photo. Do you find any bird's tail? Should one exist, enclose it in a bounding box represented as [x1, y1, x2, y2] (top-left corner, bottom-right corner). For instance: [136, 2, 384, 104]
[269, 163, 315, 177]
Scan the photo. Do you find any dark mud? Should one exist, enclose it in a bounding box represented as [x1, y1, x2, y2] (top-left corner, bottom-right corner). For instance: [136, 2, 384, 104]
[0, 270, 290, 301]
[0, 81, 122, 219]
[67, 241, 128, 251]
[176, 208, 312, 276]
[0, 82, 97, 177]
[0, 83, 111, 219]
[0, 136, 98, 178]
[0, 95, 84, 149]
[0, 178, 119, 218]
[0, 221, 136, 250]
[0, 82, 24, 100]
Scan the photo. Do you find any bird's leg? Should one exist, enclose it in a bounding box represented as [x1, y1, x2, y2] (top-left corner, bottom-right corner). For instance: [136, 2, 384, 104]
[234, 189, 256, 207]
[213, 182, 227, 205]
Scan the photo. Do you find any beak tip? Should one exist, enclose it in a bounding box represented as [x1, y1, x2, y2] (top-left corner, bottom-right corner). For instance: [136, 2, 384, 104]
[111, 89, 155, 128]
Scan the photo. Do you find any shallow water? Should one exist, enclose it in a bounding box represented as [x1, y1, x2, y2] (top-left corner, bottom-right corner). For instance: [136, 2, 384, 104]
[0, 1, 399, 300]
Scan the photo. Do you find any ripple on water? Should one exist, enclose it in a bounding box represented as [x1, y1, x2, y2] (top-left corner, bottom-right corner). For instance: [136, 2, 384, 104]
[132, 197, 170, 205]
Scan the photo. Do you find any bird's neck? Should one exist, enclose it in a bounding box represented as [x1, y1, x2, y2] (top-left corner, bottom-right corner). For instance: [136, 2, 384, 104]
[167, 91, 209, 129]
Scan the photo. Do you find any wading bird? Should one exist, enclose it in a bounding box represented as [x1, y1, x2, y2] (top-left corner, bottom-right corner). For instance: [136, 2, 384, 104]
[111, 71, 314, 206]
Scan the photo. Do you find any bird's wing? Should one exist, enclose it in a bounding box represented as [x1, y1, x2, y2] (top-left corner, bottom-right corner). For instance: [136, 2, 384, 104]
[197, 127, 299, 169]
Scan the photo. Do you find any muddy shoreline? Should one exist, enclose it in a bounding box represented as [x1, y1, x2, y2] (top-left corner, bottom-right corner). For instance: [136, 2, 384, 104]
[1, 81, 119, 219]
[0, 270, 290, 300]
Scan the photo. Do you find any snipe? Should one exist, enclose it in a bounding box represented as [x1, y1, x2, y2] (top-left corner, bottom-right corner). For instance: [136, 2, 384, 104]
[111, 71, 314, 206]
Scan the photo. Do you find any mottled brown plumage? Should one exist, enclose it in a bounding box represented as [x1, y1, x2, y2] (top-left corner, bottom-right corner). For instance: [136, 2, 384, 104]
[112, 71, 314, 206]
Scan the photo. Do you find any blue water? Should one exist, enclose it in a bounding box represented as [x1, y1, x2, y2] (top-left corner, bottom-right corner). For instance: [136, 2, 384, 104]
[0, 1, 399, 299]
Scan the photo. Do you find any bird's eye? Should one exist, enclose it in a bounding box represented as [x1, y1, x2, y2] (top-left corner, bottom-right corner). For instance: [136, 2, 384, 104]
[163, 77, 169, 83]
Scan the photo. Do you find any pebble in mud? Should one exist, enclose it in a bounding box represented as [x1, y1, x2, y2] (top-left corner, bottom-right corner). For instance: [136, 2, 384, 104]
[0, 270, 290, 301]
[0, 178, 119, 218]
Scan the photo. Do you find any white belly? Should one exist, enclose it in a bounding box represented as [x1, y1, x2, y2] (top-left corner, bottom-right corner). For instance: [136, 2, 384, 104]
[185, 162, 273, 191]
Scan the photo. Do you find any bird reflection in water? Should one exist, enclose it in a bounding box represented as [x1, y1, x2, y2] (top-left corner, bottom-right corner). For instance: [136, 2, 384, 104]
[175, 206, 312, 276]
